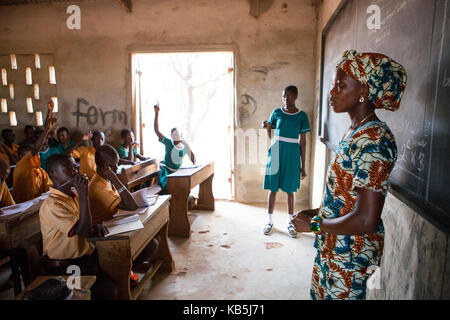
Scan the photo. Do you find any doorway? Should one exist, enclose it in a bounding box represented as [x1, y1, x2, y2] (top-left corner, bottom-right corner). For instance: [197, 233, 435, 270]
[132, 51, 235, 200]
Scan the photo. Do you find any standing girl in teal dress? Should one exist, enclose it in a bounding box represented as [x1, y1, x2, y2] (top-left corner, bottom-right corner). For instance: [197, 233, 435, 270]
[262, 86, 311, 238]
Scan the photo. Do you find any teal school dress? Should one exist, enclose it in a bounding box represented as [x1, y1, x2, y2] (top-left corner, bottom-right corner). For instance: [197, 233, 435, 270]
[263, 107, 311, 194]
[39, 141, 74, 171]
[117, 144, 138, 159]
[158, 135, 187, 194]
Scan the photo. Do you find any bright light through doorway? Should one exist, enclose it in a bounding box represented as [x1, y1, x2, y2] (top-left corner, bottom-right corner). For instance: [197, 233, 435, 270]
[133, 51, 235, 200]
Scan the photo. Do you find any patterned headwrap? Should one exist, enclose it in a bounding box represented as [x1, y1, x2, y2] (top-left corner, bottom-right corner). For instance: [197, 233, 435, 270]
[336, 50, 407, 111]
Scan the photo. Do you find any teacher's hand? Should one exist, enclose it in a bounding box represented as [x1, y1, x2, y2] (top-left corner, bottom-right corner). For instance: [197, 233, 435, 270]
[291, 213, 312, 233]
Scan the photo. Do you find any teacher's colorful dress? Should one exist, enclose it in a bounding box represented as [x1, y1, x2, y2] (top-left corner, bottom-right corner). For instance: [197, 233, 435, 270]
[311, 121, 397, 300]
[263, 108, 310, 194]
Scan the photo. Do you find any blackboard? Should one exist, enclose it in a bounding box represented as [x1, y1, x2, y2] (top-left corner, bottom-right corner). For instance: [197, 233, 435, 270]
[319, 0, 450, 234]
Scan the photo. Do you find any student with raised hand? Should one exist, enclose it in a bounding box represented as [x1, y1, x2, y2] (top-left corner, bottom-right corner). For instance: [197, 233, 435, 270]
[68, 130, 105, 179]
[40, 153, 118, 300]
[0, 158, 14, 208]
[117, 128, 149, 165]
[12, 101, 56, 203]
[56, 127, 75, 152]
[153, 103, 196, 194]
[19, 125, 36, 147]
[88, 144, 138, 224]
[39, 127, 75, 172]
[0, 129, 19, 165]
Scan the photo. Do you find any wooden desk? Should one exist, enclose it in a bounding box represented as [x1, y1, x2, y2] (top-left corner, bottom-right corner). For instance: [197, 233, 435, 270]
[91, 195, 174, 300]
[166, 162, 215, 238]
[0, 200, 45, 295]
[117, 158, 160, 191]
[16, 276, 96, 300]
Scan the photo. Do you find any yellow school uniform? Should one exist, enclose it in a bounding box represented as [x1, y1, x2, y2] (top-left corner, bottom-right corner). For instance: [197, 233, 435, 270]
[12, 151, 51, 203]
[88, 173, 121, 224]
[70, 146, 97, 179]
[0, 181, 15, 208]
[39, 187, 95, 260]
[0, 143, 19, 165]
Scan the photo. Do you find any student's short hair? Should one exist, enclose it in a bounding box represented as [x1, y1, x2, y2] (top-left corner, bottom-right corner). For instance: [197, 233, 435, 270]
[121, 128, 133, 138]
[1, 129, 13, 140]
[95, 144, 119, 166]
[57, 127, 70, 135]
[284, 85, 298, 97]
[24, 125, 35, 133]
[46, 153, 74, 174]
[92, 130, 105, 139]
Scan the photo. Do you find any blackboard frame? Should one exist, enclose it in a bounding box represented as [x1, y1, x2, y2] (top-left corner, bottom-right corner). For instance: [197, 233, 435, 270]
[318, 0, 450, 235]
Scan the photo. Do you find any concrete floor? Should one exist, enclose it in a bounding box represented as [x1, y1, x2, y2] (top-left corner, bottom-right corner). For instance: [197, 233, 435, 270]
[0, 200, 317, 300]
[139, 200, 316, 300]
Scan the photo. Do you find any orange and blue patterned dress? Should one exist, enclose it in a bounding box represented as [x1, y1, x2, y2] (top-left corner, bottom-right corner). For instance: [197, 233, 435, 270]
[311, 121, 397, 300]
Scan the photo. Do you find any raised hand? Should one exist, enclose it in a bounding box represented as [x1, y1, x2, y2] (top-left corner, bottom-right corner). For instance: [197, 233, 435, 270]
[82, 132, 92, 141]
[45, 117, 57, 130]
[154, 103, 160, 113]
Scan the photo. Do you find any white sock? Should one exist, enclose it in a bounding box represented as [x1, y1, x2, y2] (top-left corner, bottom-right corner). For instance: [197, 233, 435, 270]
[268, 214, 273, 225]
[288, 214, 294, 224]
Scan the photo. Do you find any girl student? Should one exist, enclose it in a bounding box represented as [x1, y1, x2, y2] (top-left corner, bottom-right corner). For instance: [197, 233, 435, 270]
[262, 85, 311, 238]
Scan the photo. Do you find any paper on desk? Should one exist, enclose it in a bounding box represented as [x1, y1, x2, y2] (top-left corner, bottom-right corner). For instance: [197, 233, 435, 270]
[115, 207, 148, 217]
[103, 214, 144, 236]
[132, 188, 159, 208]
[180, 164, 202, 169]
[0, 191, 50, 216]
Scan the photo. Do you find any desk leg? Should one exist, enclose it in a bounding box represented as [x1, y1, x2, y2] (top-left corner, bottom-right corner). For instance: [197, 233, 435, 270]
[10, 249, 22, 296]
[194, 174, 215, 211]
[96, 240, 132, 300]
[158, 222, 174, 271]
[168, 192, 190, 238]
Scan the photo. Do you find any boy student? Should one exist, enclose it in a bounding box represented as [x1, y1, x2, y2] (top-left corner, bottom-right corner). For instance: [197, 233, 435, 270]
[40, 153, 118, 299]
[0, 158, 14, 208]
[39, 127, 75, 172]
[88, 144, 138, 224]
[68, 130, 105, 179]
[12, 101, 56, 203]
[56, 127, 74, 151]
[0, 129, 19, 165]
[117, 128, 149, 165]
[19, 125, 36, 147]
[153, 103, 196, 194]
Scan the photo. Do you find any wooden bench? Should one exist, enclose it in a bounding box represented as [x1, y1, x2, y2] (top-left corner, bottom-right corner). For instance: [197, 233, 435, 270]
[117, 158, 161, 192]
[0, 199, 45, 295]
[90, 195, 174, 300]
[166, 162, 215, 238]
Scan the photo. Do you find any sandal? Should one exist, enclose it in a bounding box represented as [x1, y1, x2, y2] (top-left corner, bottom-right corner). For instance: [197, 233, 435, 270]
[263, 223, 273, 235]
[287, 223, 297, 238]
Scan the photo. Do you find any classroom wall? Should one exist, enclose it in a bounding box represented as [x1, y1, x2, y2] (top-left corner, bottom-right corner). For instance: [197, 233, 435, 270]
[313, 0, 450, 299]
[0, 0, 317, 204]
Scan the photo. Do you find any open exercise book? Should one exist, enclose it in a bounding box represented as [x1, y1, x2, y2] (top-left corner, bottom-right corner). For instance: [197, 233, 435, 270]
[0, 191, 50, 216]
[102, 187, 159, 236]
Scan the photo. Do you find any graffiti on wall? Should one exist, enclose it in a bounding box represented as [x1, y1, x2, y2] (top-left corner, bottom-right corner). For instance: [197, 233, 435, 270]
[71, 97, 128, 137]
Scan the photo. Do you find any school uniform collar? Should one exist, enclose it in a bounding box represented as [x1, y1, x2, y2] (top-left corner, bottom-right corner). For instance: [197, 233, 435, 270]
[49, 187, 79, 200]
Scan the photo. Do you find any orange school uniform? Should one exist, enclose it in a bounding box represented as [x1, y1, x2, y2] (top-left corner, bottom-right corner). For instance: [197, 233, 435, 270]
[70, 146, 97, 179]
[39, 187, 95, 260]
[0, 143, 19, 165]
[88, 173, 121, 224]
[12, 152, 51, 203]
[0, 181, 15, 208]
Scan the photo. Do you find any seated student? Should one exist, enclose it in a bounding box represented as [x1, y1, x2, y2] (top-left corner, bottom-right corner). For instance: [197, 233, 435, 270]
[0, 158, 15, 208]
[12, 102, 56, 203]
[153, 103, 196, 194]
[19, 125, 36, 147]
[117, 128, 149, 165]
[56, 127, 74, 151]
[88, 144, 138, 224]
[40, 153, 118, 300]
[0, 129, 19, 165]
[68, 130, 105, 179]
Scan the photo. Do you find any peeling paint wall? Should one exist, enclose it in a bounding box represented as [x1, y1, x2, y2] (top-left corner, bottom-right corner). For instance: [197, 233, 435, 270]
[0, 0, 317, 203]
[313, 0, 450, 300]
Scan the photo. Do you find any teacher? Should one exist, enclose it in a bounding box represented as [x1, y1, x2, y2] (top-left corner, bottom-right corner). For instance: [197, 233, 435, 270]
[292, 50, 407, 300]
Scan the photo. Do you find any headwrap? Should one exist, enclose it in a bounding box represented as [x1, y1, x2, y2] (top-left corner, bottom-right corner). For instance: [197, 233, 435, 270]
[336, 50, 407, 111]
